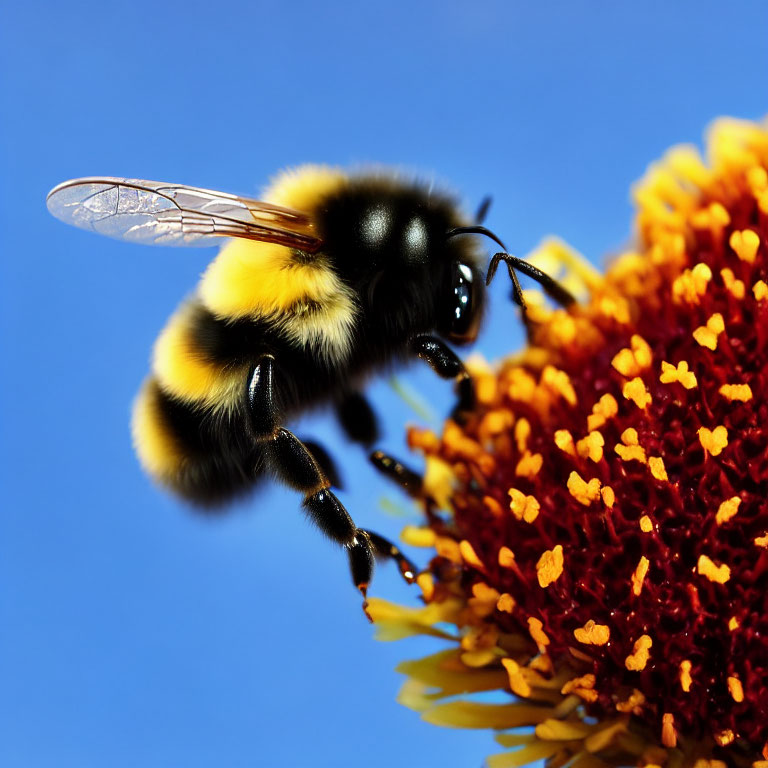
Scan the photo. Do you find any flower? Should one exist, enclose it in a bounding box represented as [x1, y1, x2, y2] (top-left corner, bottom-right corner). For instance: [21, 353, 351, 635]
[369, 118, 768, 768]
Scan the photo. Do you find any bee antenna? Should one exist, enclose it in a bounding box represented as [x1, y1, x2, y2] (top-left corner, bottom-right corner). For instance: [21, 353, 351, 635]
[445, 225, 508, 253]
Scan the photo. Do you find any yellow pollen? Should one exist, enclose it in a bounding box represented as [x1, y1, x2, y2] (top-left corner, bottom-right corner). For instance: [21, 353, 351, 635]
[576, 431, 604, 462]
[508, 488, 540, 523]
[692, 202, 730, 234]
[755, 534, 768, 547]
[498, 546, 516, 568]
[561, 673, 598, 703]
[621, 427, 639, 445]
[527, 617, 550, 648]
[459, 540, 485, 570]
[612, 334, 653, 377]
[640, 515, 653, 532]
[435, 537, 461, 563]
[561, 673, 596, 694]
[698, 425, 729, 456]
[693, 312, 725, 350]
[754, 280, 768, 300]
[662, 712, 677, 748]
[496, 593, 515, 613]
[514, 418, 531, 453]
[536, 545, 564, 588]
[548, 313, 578, 345]
[597, 295, 631, 324]
[616, 430, 647, 464]
[716, 496, 741, 525]
[474, 373, 498, 405]
[567, 471, 602, 505]
[697, 554, 731, 584]
[730, 228, 760, 263]
[505, 368, 537, 402]
[630, 334, 652, 368]
[554, 429, 576, 456]
[623, 377, 652, 409]
[728, 616, 740, 631]
[470, 582, 501, 603]
[611, 352, 638, 378]
[483, 496, 504, 518]
[541, 365, 577, 406]
[631, 556, 650, 596]
[728, 675, 745, 702]
[501, 658, 532, 698]
[720, 267, 745, 299]
[416, 572, 435, 601]
[408, 426, 440, 453]
[529, 654, 553, 676]
[479, 409, 513, 438]
[625, 634, 652, 671]
[747, 165, 768, 192]
[672, 263, 712, 304]
[461, 624, 498, 654]
[660, 359, 698, 389]
[573, 620, 610, 646]
[616, 444, 647, 463]
[515, 451, 543, 478]
[615, 689, 645, 714]
[679, 660, 693, 692]
[587, 393, 618, 431]
[648, 456, 668, 481]
[719, 383, 753, 402]
[715, 730, 735, 747]
[601, 485, 615, 508]
[400, 525, 437, 547]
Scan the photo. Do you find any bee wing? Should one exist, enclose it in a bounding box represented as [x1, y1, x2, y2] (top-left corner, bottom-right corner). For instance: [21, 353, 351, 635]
[46, 177, 323, 252]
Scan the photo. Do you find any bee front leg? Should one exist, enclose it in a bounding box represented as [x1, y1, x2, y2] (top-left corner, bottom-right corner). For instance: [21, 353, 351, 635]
[247, 355, 411, 618]
[410, 335, 474, 420]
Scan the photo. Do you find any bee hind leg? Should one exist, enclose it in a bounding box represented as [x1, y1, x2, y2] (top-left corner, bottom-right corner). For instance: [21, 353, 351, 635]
[247, 355, 411, 619]
[301, 439, 343, 489]
[358, 529, 417, 583]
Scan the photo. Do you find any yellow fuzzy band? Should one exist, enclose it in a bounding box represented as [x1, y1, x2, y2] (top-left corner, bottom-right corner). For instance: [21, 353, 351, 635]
[131, 379, 185, 479]
[152, 301, 246, 407]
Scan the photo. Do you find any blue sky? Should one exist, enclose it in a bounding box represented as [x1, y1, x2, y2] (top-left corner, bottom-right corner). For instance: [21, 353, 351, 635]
[1, 2, 767, 766]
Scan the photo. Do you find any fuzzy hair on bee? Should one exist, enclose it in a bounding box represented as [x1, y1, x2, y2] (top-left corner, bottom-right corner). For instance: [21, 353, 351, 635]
[47, 165, 575, 615]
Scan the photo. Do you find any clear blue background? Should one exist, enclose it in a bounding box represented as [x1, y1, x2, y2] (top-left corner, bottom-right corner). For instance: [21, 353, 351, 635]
[1, 2, 766, 766]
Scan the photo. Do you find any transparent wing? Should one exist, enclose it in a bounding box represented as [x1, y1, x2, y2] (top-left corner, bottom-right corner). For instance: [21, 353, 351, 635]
[46, 177, 323, 252]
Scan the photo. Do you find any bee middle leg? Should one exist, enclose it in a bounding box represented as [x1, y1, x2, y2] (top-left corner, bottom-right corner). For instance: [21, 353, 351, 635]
[334, 390, 380, 447]
[410, 334, 474, 420]
[247, 355, 414, 616]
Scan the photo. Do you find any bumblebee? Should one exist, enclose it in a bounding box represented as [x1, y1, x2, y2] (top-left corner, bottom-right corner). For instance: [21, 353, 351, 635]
[47, 166, 574, 612]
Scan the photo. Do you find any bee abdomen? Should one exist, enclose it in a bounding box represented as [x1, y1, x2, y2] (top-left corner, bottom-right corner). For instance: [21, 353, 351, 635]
[132, 378, 265, 507]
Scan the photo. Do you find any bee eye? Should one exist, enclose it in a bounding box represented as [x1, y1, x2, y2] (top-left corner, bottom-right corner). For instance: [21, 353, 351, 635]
[445, 262, 482, 343]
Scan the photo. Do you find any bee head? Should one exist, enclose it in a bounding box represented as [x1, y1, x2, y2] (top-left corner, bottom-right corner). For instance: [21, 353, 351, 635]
[315, 177, 489, 344]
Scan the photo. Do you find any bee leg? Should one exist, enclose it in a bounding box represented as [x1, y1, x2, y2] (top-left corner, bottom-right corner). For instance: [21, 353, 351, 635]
[487, 252, 577, 338]
[369, 450, 424, 498]
[486, 255, 536, 339]
[334, 390, 380, 447]
[301, 439, 343, 489]
[357, 529, 417, 583]
[247, 356, 398, 618]
[410, 335, 474, 420]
